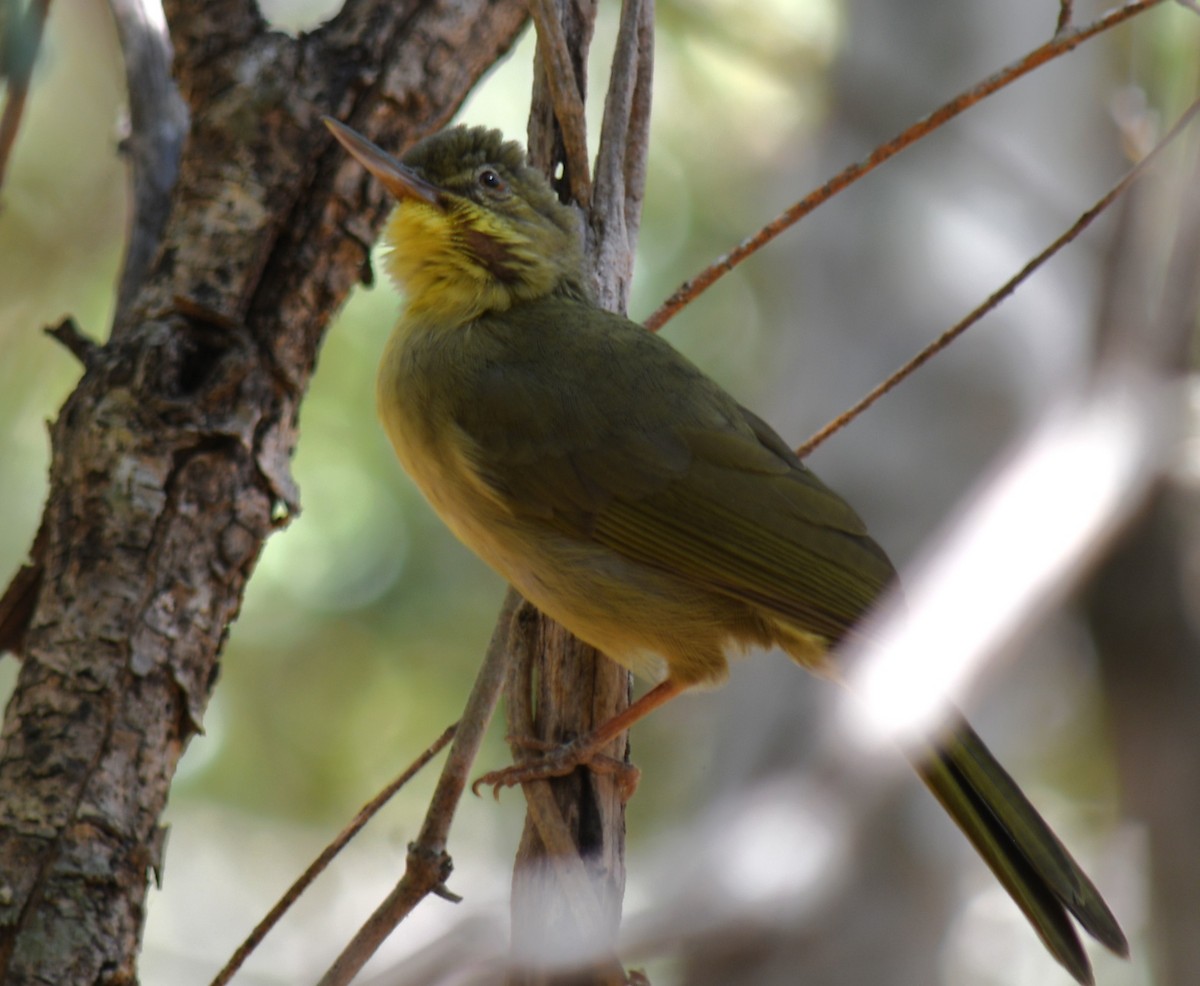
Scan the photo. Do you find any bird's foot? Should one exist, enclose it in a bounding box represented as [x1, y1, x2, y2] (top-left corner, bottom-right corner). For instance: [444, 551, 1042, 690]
[472, 735, 641, 802]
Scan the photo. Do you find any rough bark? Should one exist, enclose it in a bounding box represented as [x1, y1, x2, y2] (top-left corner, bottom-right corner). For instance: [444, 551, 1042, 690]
[0, 1, 526, 981]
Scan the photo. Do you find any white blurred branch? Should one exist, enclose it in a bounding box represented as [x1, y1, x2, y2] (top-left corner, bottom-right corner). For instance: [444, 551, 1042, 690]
[843, 368, 1180, 750]
[838, 95, 1200, 754]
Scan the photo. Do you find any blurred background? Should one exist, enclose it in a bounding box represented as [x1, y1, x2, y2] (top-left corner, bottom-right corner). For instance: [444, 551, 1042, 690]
[1, 0, 1197, 983]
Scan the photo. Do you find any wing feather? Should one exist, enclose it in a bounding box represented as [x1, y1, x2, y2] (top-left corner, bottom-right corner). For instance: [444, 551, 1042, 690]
[455, 299, 895, 643]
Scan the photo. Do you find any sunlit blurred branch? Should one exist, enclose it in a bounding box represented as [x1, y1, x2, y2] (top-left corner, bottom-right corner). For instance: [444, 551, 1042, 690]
[643, 0, 1168, 333]
[363, 772, 891, 985]
[798, 95, 1200, 457]
[842, 371, 1180, 749]
[1082, 91, 1200, 986]
[837, 119, 1200, 757]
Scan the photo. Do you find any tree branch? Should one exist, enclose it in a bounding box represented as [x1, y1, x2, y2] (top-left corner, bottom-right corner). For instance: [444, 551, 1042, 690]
[211, 723, 457, 986]
[529, 0, 592, 205]
[315, 589, 518, 986]
[642, 0, 1169, 333]
[797, 94, 1200, 456]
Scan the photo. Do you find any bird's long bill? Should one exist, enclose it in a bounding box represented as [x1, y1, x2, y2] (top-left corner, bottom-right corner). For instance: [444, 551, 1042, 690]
[323, 117, 441, 205]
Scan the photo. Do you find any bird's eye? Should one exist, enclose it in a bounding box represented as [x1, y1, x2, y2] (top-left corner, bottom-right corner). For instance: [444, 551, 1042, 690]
[476, 167, 506, 193]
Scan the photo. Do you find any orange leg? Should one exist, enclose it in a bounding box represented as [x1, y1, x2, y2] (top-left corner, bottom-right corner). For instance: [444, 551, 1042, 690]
[472, 679, 689, 799]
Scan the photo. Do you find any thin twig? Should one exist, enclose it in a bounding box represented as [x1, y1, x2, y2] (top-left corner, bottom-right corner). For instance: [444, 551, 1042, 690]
[315, 588, 519, 986]
[796, 94, 1200, 457]
[1056, 0, 1075, 33]
[530, 0, 592, 205]
[0, 0, 52, 191]
[643, 0, 1168, 333]
[44, 317, 100, 368]
[208, 723, 457, 986]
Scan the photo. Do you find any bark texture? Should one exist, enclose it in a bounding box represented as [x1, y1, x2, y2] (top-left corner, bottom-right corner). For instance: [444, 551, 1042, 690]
[0, 2, 526, 981]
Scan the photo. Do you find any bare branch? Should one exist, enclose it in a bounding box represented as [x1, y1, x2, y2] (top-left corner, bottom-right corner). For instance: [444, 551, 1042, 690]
[503, 606, 623, 973]
[504, 609, 605, 908]
[1056, 0, 1074, 33]
[210, 724, 457, 986]
[1083, 135, 1200, 977]
[590, 0, 654, 311]
[797, 94, 1200, 457]
[505, 6, 654, 981]
[642, 0, 1169, 333]
[315, 589, 518, 986]
[530, 0, 592, 204]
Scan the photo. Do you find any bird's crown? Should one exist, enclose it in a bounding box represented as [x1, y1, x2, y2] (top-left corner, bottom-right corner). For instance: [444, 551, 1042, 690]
[382, 125, 589, 322]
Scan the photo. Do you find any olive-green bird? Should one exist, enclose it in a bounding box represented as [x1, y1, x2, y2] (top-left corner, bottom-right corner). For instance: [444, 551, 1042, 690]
[324, 117, 1128, 984]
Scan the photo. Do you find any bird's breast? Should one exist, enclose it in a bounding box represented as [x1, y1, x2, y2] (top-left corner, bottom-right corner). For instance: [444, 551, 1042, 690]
[375, 318, 562, 595]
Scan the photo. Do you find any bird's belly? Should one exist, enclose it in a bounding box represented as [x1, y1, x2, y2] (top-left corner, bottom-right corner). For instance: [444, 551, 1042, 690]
[391, 427, 750, 685]
[478, 522, 746, 686]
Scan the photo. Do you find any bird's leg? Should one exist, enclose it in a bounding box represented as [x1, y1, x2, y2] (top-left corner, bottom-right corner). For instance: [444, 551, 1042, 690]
[473, 679, 688, 800]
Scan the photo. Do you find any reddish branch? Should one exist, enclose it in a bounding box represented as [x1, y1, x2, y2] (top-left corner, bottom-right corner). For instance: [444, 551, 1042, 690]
[642, 0, 1168, 334]
[798, 95, 1200, 456]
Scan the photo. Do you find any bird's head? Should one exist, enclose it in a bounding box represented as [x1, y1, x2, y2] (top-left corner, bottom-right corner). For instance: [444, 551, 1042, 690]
[326, 118, 589, 323]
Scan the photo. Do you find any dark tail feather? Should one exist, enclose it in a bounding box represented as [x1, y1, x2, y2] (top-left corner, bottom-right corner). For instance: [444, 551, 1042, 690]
[912, 718, 1128, 986]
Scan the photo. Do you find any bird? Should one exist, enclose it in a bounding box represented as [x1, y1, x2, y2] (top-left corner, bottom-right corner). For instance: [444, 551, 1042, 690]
[324, 116, 1128, 984]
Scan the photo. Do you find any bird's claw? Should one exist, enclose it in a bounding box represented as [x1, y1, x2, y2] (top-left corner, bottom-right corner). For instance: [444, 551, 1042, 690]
[471, 739, 641, 802]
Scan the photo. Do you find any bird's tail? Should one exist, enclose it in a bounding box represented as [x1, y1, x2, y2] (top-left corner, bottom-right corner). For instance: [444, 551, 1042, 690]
[913, 718, 1128, 986]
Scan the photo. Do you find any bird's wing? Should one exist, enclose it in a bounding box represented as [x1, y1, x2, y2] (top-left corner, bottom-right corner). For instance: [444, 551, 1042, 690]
[592, 419, 894, 642]
[457, 301, 895, 643]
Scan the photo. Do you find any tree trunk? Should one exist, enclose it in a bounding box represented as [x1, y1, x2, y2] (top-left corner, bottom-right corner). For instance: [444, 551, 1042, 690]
[0, 2, 526, 981]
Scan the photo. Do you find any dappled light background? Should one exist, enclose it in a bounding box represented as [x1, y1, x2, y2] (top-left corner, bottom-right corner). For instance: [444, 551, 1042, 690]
[2, 0, 1197, 983]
